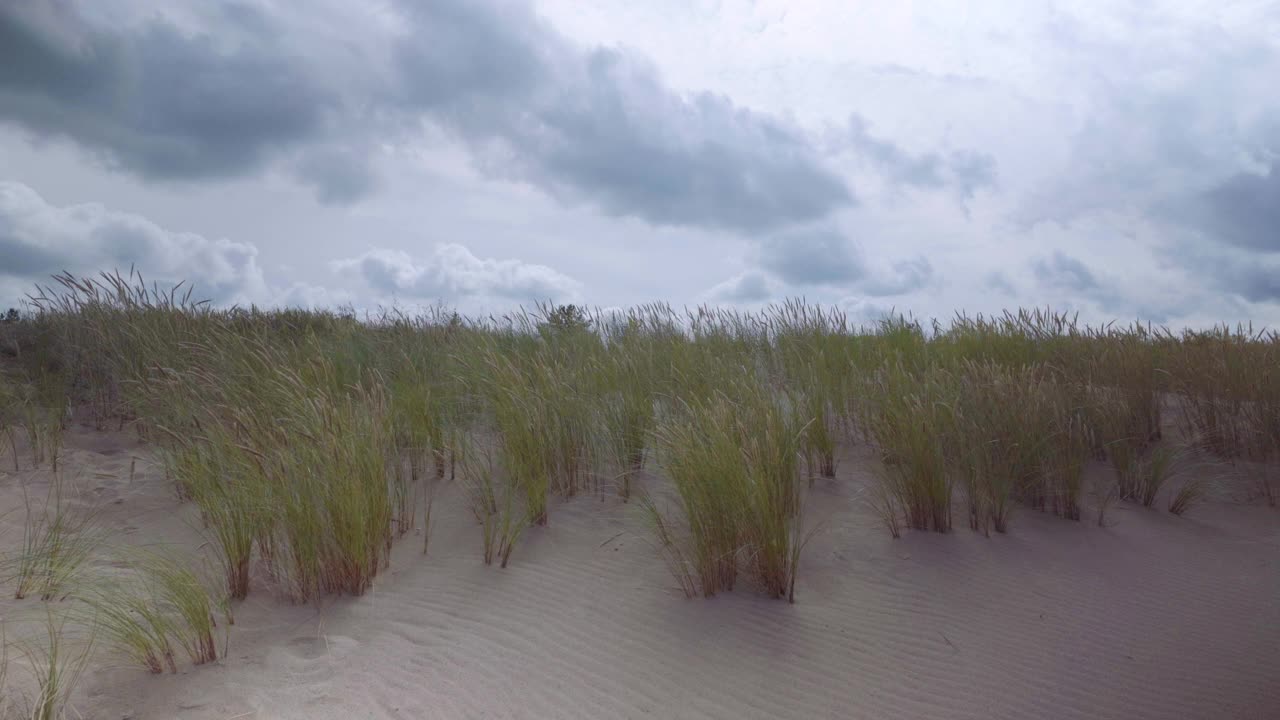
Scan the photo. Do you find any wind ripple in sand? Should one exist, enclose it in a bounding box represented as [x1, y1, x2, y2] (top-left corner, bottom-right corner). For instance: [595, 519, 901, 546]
[14, 430, 1276, 720]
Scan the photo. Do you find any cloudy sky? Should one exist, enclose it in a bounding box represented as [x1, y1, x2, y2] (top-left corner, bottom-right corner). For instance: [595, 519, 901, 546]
[1, 0, 1278, 326]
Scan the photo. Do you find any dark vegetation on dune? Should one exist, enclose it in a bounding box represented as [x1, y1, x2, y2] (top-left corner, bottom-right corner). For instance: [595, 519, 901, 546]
[1, 269, 1278, 714]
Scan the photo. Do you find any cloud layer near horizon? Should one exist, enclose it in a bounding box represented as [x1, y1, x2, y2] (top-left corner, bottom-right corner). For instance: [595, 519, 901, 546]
[0, 180, 582, 311]
[1, 0, 1278, 327]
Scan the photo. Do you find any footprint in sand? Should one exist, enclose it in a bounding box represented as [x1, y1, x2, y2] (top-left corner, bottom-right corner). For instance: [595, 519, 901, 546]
[286, 636, 330, 661]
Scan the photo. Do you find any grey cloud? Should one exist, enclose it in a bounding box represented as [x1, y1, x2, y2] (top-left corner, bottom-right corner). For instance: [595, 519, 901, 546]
[1032, 252, 1098, 292]
[0, 4, 332, 182]
[864, 257, 934, 297]
[947, 151, 1000, 200]
[759, 228, 863, 286]
[217, 1, 276, 39]
[295, 148, 379, 206]
[1229, 264, 1280, 303]
[705, 271, 774, 303]
[1020, 13, 1280, 237]
[985, 271, 1017, 295]
[394, 0, 549, 114]
[836, 298, 897, 328]
[0, 230, 64, 276]
[332, 245, 581, 302]
[393, 3, 852, 233]
[1193, 250, 1280, 304]
[755, 225, 932, 297]
[0, 180, 267, 304]
[1026, 251, 1180, 322]
[843, 115, 997, 197]
[2, 0, 853, 228]
[1184, 161, 1280, 252]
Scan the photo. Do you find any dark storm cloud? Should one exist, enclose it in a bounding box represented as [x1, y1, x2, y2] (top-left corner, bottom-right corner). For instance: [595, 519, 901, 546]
[0, 232, 64, 276]
[392, 2, 853, 233]
[0, 3, 332, 181]
[1186, 161, 1280, 252]
[2, 0, 853, 227]
[1192, 249, 1280, 304]
[844, 115, 997, 198]
[394, 0, 550, 113]
[1227, 263, 1280, 302]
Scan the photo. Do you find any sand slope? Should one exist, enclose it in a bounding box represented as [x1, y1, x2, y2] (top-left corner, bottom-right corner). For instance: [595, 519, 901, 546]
[2, 430, 1277, 719]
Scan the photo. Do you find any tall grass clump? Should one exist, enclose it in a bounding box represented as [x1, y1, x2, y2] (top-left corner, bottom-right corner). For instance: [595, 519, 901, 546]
[594, 307, 673, 498]
[265, 375, 395, 600]
[471, 329, 600, 525]
[1077, 323, 1166, 445]
[26, 270, 222, 432]
[645, 383, 809, 601]
[1168, 471, 1214, 516]
[948, 362, 1049, 534]
[862, 363, 955, 535]
[767, 300, 854, 480]
[0, 381, 16, 472]
[383, 322, 466, 534]
[19, 609, 94, 720]
[142, 555, 221, 666]
[166, 433, 262, 600]
[1038, 399, 1094, 521]
[648, 396, 744, 596]
[532, 304, 604, 498]
[595, 349, 656, 498]
[478, 350, 553, 526]
[1168, 327, 1280, 505]
[19, 405, 64, 471]
[738, 391, 812, 601]
[12, 478, 100, 601]
[459, 437, 528, 567]
[1089, 386, 1149, 502]
[387, 377, 425, 539]
[80, 580, 177, 674]
[1133, 444, 1190, 508]
[1169, 326, 1258, 458]
[81, 553, 223, 673]
[143, 329, 399, 602]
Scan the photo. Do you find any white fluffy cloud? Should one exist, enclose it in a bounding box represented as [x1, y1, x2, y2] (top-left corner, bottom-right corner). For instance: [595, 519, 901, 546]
[0, 180, 268, 306]
[0, 180, 584, 313]
[332, 244, 581, 304]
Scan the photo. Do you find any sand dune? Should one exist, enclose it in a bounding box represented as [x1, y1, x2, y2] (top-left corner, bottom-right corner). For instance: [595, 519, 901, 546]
[2, 430, 1277, 719]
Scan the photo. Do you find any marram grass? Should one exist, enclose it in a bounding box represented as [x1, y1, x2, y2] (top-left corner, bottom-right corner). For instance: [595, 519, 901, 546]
[1, 270, 1276, 630]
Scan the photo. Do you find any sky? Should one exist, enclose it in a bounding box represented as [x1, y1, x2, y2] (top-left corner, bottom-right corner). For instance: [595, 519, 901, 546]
[1, 0, 1278, 327]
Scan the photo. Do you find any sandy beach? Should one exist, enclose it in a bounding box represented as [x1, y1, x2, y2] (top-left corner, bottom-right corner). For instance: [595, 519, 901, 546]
[3, 426, 1275, 720]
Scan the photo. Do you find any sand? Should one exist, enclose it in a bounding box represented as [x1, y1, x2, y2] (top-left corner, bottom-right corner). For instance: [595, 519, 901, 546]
[1, 426, 1277, 719]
